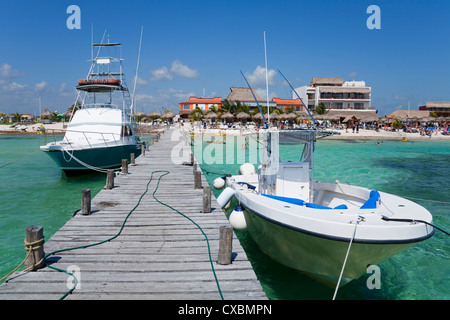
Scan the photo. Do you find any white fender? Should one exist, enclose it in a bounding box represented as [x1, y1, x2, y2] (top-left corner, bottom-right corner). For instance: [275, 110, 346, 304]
[239, 163, 255, 175]
[213, 177, 226, 190]
[229, 205, 247, 231]
[217, 187, 235, 208]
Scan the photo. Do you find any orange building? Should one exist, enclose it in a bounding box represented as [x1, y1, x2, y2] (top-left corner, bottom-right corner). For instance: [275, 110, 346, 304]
[272, 98, 305, 112]
[179, 96, 222, 119]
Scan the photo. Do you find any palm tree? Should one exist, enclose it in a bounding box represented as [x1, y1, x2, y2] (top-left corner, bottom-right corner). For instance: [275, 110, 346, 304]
[189, 106, 204, 122]
[67, 102, 81, 113]
[220, 99, 236, 114]
[314, 102, 328, 115]
[13, 112, 21, 122]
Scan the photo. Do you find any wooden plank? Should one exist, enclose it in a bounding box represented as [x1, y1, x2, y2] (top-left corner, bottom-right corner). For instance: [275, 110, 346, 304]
[0, 127, 267, 300]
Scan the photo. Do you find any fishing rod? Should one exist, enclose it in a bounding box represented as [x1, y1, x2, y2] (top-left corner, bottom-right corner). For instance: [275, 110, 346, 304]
[240, 70, 268, 129]
[131, 26, 144, 116]
[277, 69, 317, 127]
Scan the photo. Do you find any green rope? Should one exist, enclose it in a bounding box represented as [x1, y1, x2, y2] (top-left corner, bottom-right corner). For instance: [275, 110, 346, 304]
[150, 171, 224, 300]
[42, 170, 223, 300]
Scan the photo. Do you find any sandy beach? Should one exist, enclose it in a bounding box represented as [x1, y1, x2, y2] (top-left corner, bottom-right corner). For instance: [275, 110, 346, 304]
[181, 123, 450, 141]
[2, 122, 450, 141]
[0, 123, 66, 135]
[0, 122, 166, 135]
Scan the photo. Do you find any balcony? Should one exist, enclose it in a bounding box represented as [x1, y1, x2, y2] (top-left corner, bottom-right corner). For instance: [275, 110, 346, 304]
[319, 93, 370, 100]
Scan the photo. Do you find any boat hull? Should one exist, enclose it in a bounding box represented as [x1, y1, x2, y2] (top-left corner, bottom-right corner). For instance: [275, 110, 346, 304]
[242, 205, 416, 287]
[42, 143, 142, 175]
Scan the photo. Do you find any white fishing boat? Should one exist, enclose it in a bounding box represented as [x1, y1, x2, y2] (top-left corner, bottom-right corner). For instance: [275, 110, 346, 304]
[216, 129, 435, 289]
[41, 37, 143, 175]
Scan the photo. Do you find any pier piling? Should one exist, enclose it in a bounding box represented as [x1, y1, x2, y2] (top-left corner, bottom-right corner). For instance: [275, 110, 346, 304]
[218, 226, 233, 265]
[24, 225, 45, 271]
[203, 186, 211, 213]
[121, 159, 128, 174]
[81, 189, 91, 215]
[194, 170, 202, 189]
[106, 169, 114, 190]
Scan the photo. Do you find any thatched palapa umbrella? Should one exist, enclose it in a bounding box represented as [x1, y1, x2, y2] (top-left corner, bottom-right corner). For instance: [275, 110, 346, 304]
[204, 112, 218, 119]
[221, 112, 235, 123]
[148, 111, 161, 118]
[252, 112, 268, 122]
[41, 108, 52, 119]
[269, 112, 280, 122]
[162, 111, 176, 119]
[236, 112, 250, 120]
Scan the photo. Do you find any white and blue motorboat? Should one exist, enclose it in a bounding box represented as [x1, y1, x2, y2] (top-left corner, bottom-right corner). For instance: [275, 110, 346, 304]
[216, 129, 435, 288]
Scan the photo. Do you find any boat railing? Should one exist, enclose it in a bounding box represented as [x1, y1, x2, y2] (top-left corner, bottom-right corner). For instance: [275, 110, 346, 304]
[41, 128, 123, 149]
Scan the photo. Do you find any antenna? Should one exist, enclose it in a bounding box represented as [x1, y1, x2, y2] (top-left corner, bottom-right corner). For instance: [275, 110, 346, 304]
[240, 70, 267, 128]
[277, 69, 316, 127]
[91, 23, 93, 61]
[264, 31, 270, 125]
[131, 26, 144, 115]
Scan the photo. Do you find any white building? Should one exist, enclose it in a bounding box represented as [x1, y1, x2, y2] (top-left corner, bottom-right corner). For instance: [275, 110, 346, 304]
[295, 77, 372, 111]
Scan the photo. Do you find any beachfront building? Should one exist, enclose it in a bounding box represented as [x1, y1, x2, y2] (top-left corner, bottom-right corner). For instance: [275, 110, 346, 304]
[425, 101, 450, 117]
[272, 98, 305, 112]
[225, 87, 277, 112]
[178, 96, 222, 119]
[295, 77, 373, 112]
[20, 114, 33, 122]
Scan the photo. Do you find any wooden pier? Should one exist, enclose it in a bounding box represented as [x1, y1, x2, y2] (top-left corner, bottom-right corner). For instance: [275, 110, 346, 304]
[0, 128, 267, 300]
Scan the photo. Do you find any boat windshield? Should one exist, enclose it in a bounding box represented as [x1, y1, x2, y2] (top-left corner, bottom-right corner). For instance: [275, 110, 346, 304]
[83, 103, 118, 109]
[279, 141, 309, 162]
[278, 131, 315, 163]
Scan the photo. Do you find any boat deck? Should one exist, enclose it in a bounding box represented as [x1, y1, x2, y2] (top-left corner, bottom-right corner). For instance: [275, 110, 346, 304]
[0, 127, 266, 300]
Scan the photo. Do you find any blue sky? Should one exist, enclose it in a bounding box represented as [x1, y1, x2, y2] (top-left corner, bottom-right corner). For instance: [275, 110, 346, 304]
[0, 0, 449, 116]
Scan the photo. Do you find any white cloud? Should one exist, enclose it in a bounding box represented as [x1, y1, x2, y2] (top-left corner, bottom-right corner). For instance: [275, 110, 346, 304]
[35, 81, 48, 91]
[170, 60, 199, 78]
[246, 65, 276, 87]
[0, 63, 20, 79]
[2, 81, 27, 91]
[135, 76, 149, 85]
[135, 93, 156, 103]
[255, 88, 278, 101]
[151, 66, 173, 81]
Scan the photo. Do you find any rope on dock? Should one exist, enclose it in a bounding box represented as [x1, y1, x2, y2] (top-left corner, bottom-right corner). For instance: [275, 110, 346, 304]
[41, 168, 161, 299]
[3, 169, 224, 300]
[0, 238, 45, 284]
[150, 170, 224, 300]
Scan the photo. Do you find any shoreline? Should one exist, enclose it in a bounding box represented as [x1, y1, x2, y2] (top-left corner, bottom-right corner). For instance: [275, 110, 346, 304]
[2, 123, 450, 141]
[180, 125, 450, 141]
[0, 123, 166, 136]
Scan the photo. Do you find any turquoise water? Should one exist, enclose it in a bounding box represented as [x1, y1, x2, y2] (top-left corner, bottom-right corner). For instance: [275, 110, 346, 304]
[0, 134, 156, 281]
[195, 135, 450, 300]
[0, 134, 448, 299]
